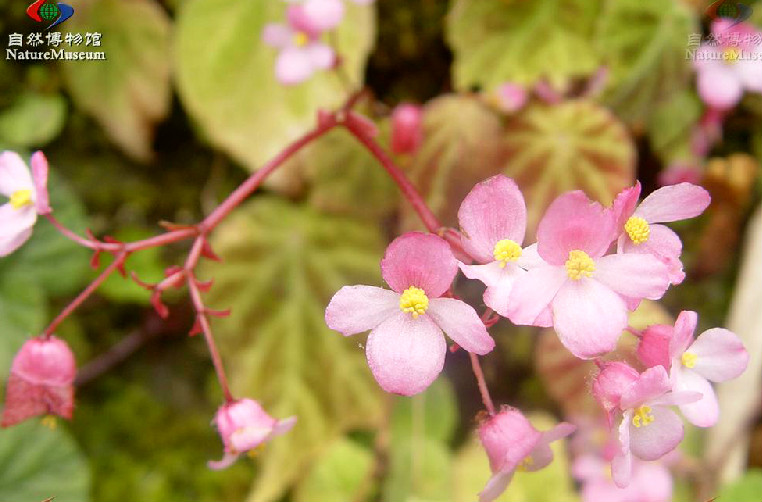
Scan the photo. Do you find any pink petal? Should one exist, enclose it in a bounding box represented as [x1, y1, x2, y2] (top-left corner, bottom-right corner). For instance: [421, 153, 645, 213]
[668, 310, 697, 359]
[516, 243, 545, 269]
[275, 48, 314, 85]
[689, 328, 749, 382]
[427, 297, 494, 355]
[674, 369, 718, 427]
[697, 65, 744, 110]
[551, 279, 627, 359]
[208, 452, 240, 470]
[620, 366, 671, 410]
[325, 285, 400, 336]
[0, 226, 33, 257]
[365, 312, 446, 396]
[271, 416, 297, 436]
[0, 204, 36, 257]
[737, 56, 762, 92]
[380, 232, 457, 297]
[612, 414, 632, 488]
[637, 324, 672, 370]
[306, 42, 335, 70]
[619, 224, 685, 285]
[631, 459, 673, 502]
[458, 175, 527, 263]
[536, 191, 616, 265]
[286, 5, 321, 39]
[479, 471, 513, 502]
[628, 406, 683, 461]
[230, 426, 274, 452]
[634, 183, 711, 224]
[525, 423, 575, 472]
[612, 182, 641, 229]
[0, 151, 33, 197]
[302, 0, 345, 32]
[262, 23, 292, 48]
[595, 254, 670, 301]
[459, 261, 523, 317]
[505, 265, 567, 326]
[30, 151, 50, 215]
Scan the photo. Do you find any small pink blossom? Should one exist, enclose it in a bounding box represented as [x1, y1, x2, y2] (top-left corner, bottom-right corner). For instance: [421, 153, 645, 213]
[209, 398, 296, 470]
[325, 232, 494, 396]
[637, 310, 748, 428]
[491, 83, 527, 113]
[390, 103, 424, 155]
[574, 454, 673, 502]
[0, 151, 51, 256]
[605, 366, 700, 488]
[694, 20, 762, 110]
[1, 335, 75, 427]
[478, 408, 575, 502]
[262, 7, 336, 85]
[612, 181, 711, 285]
[457, 175, 539, 317]
[506, 191, 670, 359]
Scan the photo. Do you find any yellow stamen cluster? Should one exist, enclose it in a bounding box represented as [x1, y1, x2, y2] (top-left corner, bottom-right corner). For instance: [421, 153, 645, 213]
[492, 239, 522, 268]
[681, 352, 697, 369]
[632, 405, 655, 428]
[400, 286, 429, 318]
[723, 47, 741, 63]
[293, 31, 309, 48]
[565, 250, 595, 280]
[517, 456, 534, 472]
[624, 216, 650, 245]
[10, 189, 32, 209]
[41, 415, 58, 430]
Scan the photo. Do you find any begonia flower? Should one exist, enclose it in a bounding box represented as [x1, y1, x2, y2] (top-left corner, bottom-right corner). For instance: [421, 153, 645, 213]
[209, 398, 296, 470]
[506, 191, 670, 359]
[612, 182, 711, 285]
[0, 150, 51, 256]
[390, 103, 424, 155]
[592, 361, 640, 426]
[478, 408, 575, 502]
[1, 335, 75, 427]
[456, 175, 539, 317]
[325, 232, 494, 396]
[694, 19, 762, 110]
[637, 310, 748, 427]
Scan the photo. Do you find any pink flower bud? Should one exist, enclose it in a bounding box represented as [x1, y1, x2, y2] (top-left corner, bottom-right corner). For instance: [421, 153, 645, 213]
[637, 324, 673, 369]
[390, 103, 424, 155]
[478, 408, 542, 473]
[493, 83, 527, 113]
[1, 336, 76, 427]
[209, 398, 296, 469]
[592, 361, 638, 419]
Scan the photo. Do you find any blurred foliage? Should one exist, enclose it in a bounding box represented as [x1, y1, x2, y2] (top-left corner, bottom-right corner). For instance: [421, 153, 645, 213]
[715, 469, 762, 502]
[0, 0, 760, 501]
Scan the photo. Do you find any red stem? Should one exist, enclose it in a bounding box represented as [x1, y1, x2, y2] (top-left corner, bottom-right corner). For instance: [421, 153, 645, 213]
[470, 352, 496, 416]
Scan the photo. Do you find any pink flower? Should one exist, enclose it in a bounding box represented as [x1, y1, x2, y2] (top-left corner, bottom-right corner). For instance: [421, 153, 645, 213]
[0, 151, 51, 256]
[574, 454, 673, 502]
[637, 310, 748, 428]
[209, 398, 296, 470]
[592, 361, 640, 426]
[262, 6, 336, 85]
[694, 20, 762, 110]
[612, 182, 711, 285]
[607, 366, 700, 488]
[390, 103, 424, 155]
[457, 175, 539, 317]
[1, 335, 75, 427]
[491, 83, 527, 113]
[506, 191, 670, 359]
[478, 408, 575, 502]
[301, 0, 345, 32]
[325, 232, 495, 396]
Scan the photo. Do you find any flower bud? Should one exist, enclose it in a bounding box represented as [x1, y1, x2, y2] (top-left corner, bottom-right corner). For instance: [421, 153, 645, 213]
[592, 361, 638, 418]
[478, 408, 541, 473]
[390, 103, 424, 155]
[637, 324, 673, 370]
[493, 83, 527, 113]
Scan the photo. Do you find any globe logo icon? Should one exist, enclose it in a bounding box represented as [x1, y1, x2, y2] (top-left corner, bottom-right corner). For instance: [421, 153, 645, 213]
[39, 2, 60, 21]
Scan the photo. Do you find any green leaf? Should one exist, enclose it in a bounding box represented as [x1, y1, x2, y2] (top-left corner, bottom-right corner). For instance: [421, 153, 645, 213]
[0, 170, 90, 297]
[294, 437, 374, 502]
[62, 0, 172, 161]
[390, 377, 457, 443]
[715, 469, 762, 502]
[99, 228, 166, 304]
[401, 95, 507, 231]
[0, 272, 46, 375]
[503, 100, 635, 233]
[0, 420, 90, 502]
[202, 197, 384, 502]
[597, 0, 698, 127]
[0, 93, 66, 148]
[175, 0, 375, 174]
[452, 414, 579, 502]
[647, 89, 702, 164]
[446, 0, 600, 92]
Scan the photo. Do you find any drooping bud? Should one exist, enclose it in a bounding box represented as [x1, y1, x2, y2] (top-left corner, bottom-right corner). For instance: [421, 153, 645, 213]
[390, 103, 424, 155]
[1, 335, 76, 427]
[478, 408, 541, 473]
